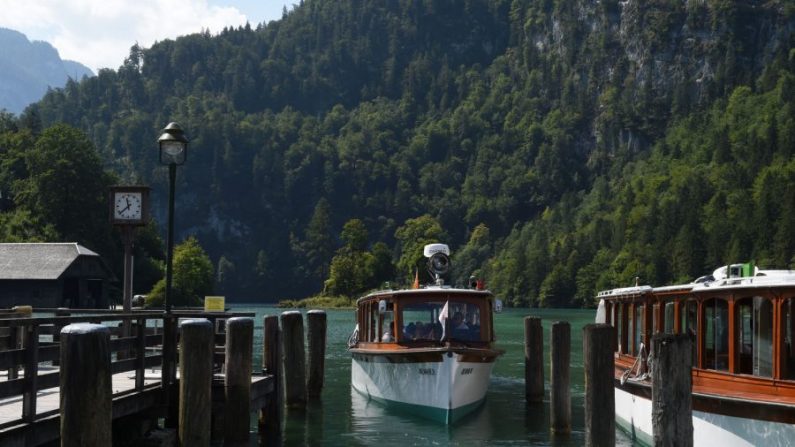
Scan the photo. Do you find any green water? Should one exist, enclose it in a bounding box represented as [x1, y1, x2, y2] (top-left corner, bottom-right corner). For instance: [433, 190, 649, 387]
[232, 304, 633, 446]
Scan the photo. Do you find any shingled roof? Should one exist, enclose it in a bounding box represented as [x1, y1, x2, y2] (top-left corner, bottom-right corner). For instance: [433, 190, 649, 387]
[0, 243, 101, 280]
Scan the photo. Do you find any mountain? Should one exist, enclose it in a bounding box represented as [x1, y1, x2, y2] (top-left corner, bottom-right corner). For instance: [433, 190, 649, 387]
[3, 0, 795, 305]
[0, 28, 93, 115]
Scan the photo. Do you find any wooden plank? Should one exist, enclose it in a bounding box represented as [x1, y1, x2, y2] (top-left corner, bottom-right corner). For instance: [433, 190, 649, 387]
[0, 350, 24, 370]
[0, 379, 25, 399]
[22, 325, 39, 422]
[135, 318, 145, 391]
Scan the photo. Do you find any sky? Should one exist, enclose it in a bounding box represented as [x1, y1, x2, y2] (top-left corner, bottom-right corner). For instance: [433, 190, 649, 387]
[0, 0, 296, 73]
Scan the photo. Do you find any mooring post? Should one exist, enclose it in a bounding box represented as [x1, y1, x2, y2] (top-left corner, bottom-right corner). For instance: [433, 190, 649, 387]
[179, 319, 213, 447]
[60, 323, 112, 447]
[583, 324, 615, 447]
[225, 317, 254, 446]
[524, 316, 544, 403]
[281, 311, 307, 407]
[307, 310, 326, 399]
[550, 321, 571, 435]
[259, 315, 282, 441]
[52, 308, 70, 366]
[652, 333, 693, 446]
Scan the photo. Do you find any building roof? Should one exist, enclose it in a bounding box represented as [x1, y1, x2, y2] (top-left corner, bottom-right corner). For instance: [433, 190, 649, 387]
[0, 243, 101, 280]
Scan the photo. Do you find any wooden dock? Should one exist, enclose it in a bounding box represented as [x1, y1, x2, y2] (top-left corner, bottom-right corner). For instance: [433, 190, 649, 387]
[0, 309, 277, 446]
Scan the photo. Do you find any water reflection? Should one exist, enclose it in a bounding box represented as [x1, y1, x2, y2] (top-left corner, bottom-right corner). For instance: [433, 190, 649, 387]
[348, 387, 497, 445]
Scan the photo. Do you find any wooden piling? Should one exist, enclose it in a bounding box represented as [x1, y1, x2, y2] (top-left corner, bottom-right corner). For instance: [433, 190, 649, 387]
[306, 310, 326, 399]
[162, 314, 179, 428]
[524, 316, 544, 403]
[224, 317, 254, 447]
[583, 324, 615, 447]
[60, 323, 112, 447]
[652, 334, 693, 447]
[179, 319, 214, 447]
[259, 315, 282, 440]
[281, 311, 307, 407]
[550, 321, 571, 435]
[52, 308, 70, 367]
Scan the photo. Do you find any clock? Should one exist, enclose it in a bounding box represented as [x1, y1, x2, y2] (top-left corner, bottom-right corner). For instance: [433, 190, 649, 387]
[110, 186, 150, 226]
[114, 192, 142, 220]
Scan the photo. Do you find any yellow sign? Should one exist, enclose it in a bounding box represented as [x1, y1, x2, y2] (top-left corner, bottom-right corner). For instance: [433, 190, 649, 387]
[204, 296, 225, 312]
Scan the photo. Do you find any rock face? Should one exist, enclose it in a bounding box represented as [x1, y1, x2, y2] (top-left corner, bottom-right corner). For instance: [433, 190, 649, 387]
[523, 0, 793, 157]
[0, 28, 93, 115]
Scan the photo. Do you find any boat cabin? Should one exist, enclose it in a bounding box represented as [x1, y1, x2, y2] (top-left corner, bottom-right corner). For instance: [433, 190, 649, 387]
[599, 264, 795, 383]
[355, 289, 496, 346]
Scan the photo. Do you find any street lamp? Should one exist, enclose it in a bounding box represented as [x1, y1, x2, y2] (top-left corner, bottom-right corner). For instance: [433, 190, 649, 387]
[157, 122, 188, 314]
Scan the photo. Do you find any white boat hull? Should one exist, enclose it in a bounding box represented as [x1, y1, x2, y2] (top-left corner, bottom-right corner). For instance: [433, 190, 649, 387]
[615, 385, 795, 446]
[351, 351, 495, 423]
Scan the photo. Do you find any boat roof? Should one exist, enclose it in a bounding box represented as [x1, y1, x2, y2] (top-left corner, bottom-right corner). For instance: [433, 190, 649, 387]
[690, 270, 795, 292]
[597, 268, 795, 299]
[356, 286, 492, 305]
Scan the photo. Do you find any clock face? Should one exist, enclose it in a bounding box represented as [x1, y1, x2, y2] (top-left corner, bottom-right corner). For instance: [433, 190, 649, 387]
[114, 192, 143, 220]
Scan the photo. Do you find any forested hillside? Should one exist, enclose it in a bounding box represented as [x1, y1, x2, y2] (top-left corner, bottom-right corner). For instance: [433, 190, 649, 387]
[2, 0, 794, 305]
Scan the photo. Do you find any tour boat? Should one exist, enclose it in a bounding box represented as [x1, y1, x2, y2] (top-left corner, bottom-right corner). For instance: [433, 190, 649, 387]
[348, 244, 504, 424]
[595, 263, 795, 445]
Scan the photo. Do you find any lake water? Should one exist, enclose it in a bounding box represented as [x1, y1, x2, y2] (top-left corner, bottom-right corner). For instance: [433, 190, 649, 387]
[231, 304, 634, 446]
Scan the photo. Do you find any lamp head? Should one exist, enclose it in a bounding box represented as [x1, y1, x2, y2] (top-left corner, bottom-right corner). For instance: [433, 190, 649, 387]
[158, 122, 189, 165]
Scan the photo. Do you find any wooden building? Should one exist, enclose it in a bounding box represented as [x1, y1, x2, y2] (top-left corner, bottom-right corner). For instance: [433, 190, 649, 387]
[0, 243, 115, 309]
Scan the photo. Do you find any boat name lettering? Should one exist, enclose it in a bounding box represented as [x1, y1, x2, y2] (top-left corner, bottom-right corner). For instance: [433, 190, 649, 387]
[461, 368, 473, 375]
[418, 368, 436, 375]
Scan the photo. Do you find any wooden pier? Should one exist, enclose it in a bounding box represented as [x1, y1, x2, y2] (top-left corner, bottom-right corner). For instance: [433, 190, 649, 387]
[0, 308, 278, 446]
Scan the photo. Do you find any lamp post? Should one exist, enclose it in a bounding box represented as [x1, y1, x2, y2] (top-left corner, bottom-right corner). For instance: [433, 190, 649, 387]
[157, 122, 188, 314]
[157, 122, 187, 400]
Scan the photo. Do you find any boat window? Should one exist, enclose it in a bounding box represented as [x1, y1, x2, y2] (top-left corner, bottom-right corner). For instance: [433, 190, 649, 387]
[753, 297, 773, 377]
[617, 303, 627, 354]
[633, 304, 645, 356]
[399, 300, 483, 342]
[783, 297, 795, 380]
[680, 300, 698, 365]
[399, 301, 444, 342]
[734, 296, 773, 377]
[704, 298, 729, 371]
[664, 302, 675, 334]
[379, 301, 395, 342]
[367, 301, 379, 342]
[652, 303, 663, 333]
[448, 303, 482, 341]
[736, 298, 753, 374]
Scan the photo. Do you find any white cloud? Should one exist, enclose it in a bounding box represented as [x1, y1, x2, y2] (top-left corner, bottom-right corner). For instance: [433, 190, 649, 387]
[0, 0, 262, 72]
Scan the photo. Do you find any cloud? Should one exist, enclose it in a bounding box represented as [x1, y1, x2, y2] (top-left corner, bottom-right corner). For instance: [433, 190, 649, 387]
[0, 0, 252, 72]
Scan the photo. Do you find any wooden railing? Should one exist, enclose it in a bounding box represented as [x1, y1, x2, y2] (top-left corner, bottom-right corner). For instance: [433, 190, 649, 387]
[0, 309, 255, 429]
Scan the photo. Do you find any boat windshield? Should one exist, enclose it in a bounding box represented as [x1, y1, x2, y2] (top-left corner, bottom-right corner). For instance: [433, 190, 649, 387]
[399, 300, 483, 342]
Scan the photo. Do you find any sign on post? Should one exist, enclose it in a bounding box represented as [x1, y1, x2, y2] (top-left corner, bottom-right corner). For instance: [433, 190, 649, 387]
[204, 296, 225, 312]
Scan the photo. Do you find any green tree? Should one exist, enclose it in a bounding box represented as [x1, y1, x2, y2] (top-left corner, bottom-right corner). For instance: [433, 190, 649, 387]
[323, 218, 371, 298]
[367, 242, 395, 288]
[394, 215, 446, 285]
[323, 250, 375, 298]
[146, 237, 214, 307]
[341, 218, 368, 251]
[12, 124, 114, 253]
[304, 198, 334, 281]
[217, 256, 236, 294]
[452, 223, 491, 286]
